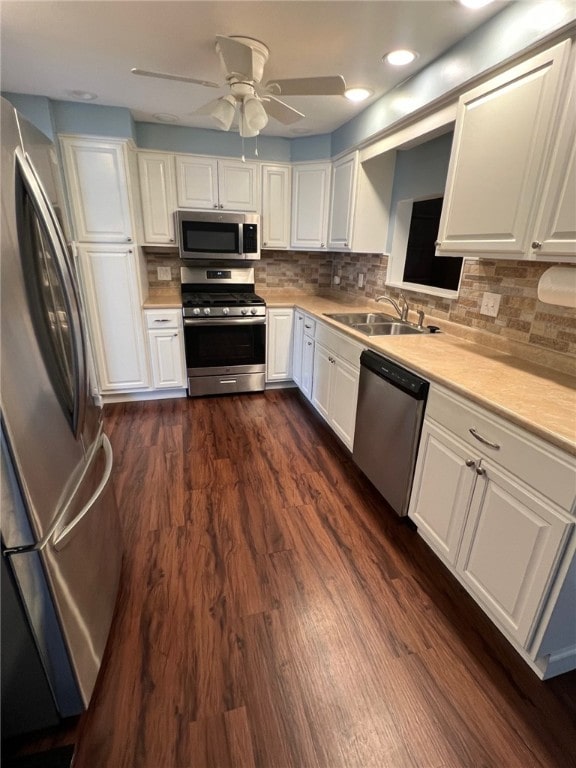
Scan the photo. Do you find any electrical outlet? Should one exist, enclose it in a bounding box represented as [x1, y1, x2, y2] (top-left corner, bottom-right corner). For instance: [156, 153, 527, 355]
[357, 273, 365, 288]
[157, 266, 172, 281]
[480, 291, 501, 317]
[333, 275, 341, 285]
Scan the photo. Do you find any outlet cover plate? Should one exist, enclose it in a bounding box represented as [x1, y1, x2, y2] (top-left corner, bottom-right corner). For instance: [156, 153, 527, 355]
[480, 291, 501, 317]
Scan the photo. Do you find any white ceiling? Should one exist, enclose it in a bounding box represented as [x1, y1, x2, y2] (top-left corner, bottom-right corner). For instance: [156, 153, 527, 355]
[0, 1, 507, 137]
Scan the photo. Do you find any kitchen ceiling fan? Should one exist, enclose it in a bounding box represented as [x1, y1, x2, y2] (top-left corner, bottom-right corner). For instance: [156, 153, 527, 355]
[132, 35, 346, 137]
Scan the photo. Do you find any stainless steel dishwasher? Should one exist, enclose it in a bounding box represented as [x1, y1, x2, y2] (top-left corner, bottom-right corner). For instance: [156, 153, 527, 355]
[353, 349, 429, 516]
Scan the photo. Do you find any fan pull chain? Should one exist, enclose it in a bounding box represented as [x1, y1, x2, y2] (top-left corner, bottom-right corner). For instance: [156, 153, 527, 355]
[241, 135, 246, 163]
[255, 134, 259, 158]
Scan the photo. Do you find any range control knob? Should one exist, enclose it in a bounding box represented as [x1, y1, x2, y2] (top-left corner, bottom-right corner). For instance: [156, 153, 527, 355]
[241, 308, 248, 316]
[222, 307, 230, 316]
[203, 307, 211, 316]
[192, 307, 201, 316]
[250, 308, 257, 315]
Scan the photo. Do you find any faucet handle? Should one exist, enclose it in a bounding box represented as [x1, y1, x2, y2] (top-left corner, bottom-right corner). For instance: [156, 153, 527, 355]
[417, 309, 425, 328]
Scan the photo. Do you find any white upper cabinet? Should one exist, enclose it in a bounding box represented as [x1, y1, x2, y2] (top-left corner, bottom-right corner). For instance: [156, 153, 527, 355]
[175, 155, 259, 211]
[137, 152, 177, 245]
[261, 164, 291, 249]
[328, 151, 396, 253]
[328, 153, 357, 249]
[436, 40, 572, 260]
[291, 163, 331, 249]
[60, 137, 135, 243]
[531, 64, 576, 260]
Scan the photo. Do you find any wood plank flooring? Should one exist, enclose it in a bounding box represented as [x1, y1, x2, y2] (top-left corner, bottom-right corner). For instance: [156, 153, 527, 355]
[7, 390, 576, 767]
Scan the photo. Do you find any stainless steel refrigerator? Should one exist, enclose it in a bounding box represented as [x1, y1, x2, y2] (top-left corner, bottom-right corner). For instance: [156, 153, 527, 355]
[1, 98, 122, 737]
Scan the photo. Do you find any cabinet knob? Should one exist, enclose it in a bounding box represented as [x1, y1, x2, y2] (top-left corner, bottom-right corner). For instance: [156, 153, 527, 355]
[321, 243, 326, 248]
[465, 459, 476, 468]
[170, 238, 174, 242]
[219, 204, 224, 209]
[213, 204, 218, 208]
[435, 241, 441, 247]
[531, 241, 542, 249]
[263, 242, 268, 246]
[307, 341, 312, 346]
[476, 466, 486, 476]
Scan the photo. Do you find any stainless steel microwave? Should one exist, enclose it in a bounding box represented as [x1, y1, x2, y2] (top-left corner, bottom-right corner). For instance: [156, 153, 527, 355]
[176, 210, 260, 261]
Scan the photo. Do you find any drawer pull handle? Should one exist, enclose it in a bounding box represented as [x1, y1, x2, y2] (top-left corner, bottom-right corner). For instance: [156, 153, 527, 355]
[154, 319, 171, 323]
[305, 324, 312, 329]
[469, 428, 500, 450]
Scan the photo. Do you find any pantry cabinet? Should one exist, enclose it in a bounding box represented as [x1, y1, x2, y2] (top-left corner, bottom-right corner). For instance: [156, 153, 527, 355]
[137, 152, 177, 245]
[77, 245, 149, 392]
[261, 164, 291, 249]
[409, 384, 575, 656]
[60, 137, 136, 243]
[291, 163, 331, 249]
[436, 40, 572, 260]
[175, 155, 259, 211]
[266, 308, 294, 382]
[144, 309, 186, 389]
[311, 322, 362, 450]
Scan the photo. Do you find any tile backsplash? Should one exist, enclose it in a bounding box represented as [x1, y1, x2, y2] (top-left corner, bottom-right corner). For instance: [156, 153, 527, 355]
[144, 249, 575, 366]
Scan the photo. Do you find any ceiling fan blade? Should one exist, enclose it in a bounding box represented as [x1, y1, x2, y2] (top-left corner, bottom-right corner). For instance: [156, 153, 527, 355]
[215, 36, 255, 79]
[264, 96, 304, 125]
[131, 68, 219, 88]
[265, 75, 346, 96]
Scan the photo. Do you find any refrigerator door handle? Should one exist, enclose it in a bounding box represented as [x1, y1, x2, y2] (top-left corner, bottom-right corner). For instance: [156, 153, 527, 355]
[15, 147, 88, 440]
[51, 434, 114, 552]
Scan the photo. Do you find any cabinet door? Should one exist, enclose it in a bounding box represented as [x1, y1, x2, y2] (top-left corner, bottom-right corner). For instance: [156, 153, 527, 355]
[77, 246, 149, 391]
[311, 341, 332, 421]
[436, 41, 570, 258]
[329, 356, 360, 450]
[291, 164, 331, 249]
[175, 156, 218, 209]
[292, 311, 305, 387]
[409, 420, 477, 566]
[266, 308, 294, 382]
[148, 329, 186, 389]
[218, 160, 260, 212]
[328, 153, 357, 250]
[301, 334, 315, 401]
[138, 152, 177, 244]
[262, 164, 291, 248]
[457, 462, 573, 647]
[61, 138, 134, 243]
[531, 68, 576, 260]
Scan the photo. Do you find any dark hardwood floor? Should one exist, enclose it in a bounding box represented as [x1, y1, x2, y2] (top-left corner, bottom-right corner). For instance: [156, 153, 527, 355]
[7, 390, 576, 767]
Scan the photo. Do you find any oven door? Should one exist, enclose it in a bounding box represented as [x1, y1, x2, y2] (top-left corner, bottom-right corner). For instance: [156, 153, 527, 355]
[183, 317, 266, 396]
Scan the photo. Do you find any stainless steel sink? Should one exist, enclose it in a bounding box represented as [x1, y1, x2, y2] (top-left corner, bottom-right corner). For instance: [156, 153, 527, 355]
[323, 311, 430, 336]
[324, 312, 396, 325]
[352, 322, 427, 336]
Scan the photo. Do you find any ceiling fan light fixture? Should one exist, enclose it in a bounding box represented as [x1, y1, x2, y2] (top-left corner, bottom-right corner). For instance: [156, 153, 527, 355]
[211, 95, 237, 131]
[243, 96, 269, 132]
[383, 49, 418, 66]
[344, 87, 373, 103]
[458, 0, 495, 8]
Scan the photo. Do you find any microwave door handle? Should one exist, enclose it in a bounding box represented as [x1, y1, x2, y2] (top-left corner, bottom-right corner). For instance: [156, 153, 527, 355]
[15, 148, 88, 439]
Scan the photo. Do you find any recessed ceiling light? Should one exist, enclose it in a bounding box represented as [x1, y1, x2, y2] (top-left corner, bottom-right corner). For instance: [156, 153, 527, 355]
[458, 0, 495, 8]
[344, 87, 373, 103]
[383, 49, 418, 67]
[67, 90, 98, 101]
[153, 113, 179, 123]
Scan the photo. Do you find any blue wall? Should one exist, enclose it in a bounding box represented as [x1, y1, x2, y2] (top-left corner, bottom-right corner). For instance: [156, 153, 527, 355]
[386, 132, 454, 253]
[3, 0, 574, 158]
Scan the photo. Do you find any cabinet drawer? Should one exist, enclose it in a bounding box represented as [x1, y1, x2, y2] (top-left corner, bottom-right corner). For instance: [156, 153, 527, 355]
[302, 314, 316, 337]
[145, 309, 181, 329]
[426, 385, 576, 512]
[315, 321, 363, 367]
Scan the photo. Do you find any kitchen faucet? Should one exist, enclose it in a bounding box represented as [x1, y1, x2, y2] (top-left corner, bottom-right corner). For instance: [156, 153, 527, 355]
[375, 293, 410, 322]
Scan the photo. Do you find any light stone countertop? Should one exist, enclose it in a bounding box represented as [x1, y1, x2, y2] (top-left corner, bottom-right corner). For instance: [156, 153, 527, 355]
[263, 292, 576, 456]
[143, 289, 182, 309]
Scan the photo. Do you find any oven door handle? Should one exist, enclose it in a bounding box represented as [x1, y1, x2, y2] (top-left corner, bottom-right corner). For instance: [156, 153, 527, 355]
[183, 317, 266, 326]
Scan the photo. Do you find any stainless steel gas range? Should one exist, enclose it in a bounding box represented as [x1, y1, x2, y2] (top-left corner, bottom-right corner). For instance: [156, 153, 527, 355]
[181, 266, 266, 397]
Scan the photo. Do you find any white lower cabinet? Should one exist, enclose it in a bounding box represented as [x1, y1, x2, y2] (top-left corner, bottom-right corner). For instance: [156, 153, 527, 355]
[300, 328, 315, 401]
[292, 311, 315, 396]
[77, 245, 149, 392]
[144, 309, 186, 389]
[266, 308, 294, 382]
[409, 384, 576, 675]
[311, 322, 362, 450]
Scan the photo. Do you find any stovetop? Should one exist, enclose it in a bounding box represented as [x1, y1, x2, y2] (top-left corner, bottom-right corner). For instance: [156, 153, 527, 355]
[182, 291, 265, 308]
